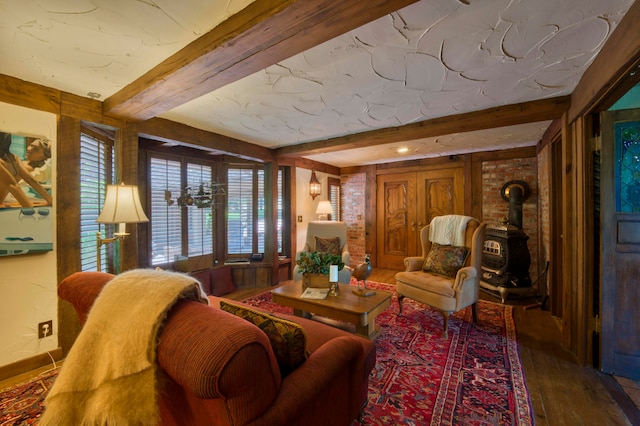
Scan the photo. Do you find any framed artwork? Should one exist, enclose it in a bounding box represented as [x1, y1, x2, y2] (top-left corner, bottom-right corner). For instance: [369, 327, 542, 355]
[0, 131, 53, 256]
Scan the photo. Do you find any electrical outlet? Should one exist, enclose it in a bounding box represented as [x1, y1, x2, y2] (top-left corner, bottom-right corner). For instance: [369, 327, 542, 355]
[38, 320, 53, 339]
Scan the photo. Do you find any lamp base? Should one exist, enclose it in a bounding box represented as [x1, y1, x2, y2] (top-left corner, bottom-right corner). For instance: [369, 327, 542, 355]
[352, 288, 376, 297]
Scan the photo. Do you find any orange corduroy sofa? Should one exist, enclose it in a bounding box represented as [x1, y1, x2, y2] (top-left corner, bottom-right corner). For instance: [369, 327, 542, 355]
[58, 271, 376, 425]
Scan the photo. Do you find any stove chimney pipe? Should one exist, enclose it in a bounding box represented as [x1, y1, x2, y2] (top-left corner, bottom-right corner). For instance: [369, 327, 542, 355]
[501, 180, 530, 230]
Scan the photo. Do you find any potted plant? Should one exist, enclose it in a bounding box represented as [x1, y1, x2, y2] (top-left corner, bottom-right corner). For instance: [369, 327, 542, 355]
[296, 251, 345, 288]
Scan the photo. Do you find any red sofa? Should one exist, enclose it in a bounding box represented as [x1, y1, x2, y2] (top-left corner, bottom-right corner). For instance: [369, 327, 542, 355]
[58, 271, 376, 425]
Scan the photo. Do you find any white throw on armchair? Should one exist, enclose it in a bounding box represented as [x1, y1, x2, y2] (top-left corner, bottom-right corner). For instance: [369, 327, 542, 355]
[395, 215, 486, 337]
[293, 221, 351, 284]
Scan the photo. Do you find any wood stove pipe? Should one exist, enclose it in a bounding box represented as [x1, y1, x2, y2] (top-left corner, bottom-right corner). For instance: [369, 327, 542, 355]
[501, 180, 530, 230]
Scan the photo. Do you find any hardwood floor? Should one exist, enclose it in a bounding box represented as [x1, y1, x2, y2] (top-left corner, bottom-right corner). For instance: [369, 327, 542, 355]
[2, 268, 639, 426]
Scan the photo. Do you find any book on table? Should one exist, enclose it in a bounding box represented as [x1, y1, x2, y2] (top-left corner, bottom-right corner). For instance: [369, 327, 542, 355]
[301, 287, 330, 299]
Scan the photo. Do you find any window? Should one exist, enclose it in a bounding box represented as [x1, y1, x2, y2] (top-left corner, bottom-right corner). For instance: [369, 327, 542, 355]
[150, 157, 182, 265]
[186, 163, 213, 256]
[277, 168, 283, 253]
[149, 156, 215, 266]
[79, 132, 113, 272]
[328, 177, 341, 221]
[227, 167, 257, 254]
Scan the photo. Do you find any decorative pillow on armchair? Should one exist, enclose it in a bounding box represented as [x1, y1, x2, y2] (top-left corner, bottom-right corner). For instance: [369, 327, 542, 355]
[219, 300, 308, 376]
[315, 236, 341, 255]
[423, 243, 470, 278]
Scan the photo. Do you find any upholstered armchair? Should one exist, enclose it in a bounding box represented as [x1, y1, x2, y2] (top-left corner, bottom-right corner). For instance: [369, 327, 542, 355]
[293, 221, 351, 283]
[395, 215, 486, 337]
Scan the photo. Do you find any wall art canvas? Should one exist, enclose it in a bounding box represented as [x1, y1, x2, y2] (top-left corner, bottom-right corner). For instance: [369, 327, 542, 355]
[0, 131, 53, 256]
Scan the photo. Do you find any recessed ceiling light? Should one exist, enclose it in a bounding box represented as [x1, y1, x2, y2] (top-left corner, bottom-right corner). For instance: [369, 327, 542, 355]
[87, 92, 102, 99]
[397, 147, 409, 154]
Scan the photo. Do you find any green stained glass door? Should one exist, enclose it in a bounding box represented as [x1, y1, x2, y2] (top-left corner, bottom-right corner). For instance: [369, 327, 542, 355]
[601, 109, 640, 380]
[615, 122, 640, 211]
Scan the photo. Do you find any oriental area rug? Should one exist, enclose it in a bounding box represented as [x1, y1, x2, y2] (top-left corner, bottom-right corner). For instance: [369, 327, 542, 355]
[0, 367, 58, 425]
[0, 280, 532, 426]
[243, 280, 533, 426]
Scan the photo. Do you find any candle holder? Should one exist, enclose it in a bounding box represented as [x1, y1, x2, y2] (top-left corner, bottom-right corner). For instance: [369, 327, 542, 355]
[329, 265, 339, 296]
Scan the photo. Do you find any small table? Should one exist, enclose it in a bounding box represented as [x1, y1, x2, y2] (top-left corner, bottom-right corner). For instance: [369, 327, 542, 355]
[271, 280, 393, 340]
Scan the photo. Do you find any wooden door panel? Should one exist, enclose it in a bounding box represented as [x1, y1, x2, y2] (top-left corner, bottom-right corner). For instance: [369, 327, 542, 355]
[377, 169, 464, 270]
[377, 173, 416, 270]
[417, 168, 464, 224]
[600, 109, 640, 379]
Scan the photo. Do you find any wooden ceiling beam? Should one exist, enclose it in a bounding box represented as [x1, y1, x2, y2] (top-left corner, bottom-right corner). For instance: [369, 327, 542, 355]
[275, 96, 571, 157]
[103, 0, 418, 121]
[137, 117, 274, 163]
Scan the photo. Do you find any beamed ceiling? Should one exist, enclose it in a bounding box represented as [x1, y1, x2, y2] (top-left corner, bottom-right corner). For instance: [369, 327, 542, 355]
[0, 0, 635, 167]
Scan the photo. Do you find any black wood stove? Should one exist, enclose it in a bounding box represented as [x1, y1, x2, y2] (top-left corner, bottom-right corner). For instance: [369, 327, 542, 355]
[481, 180, 532, 288]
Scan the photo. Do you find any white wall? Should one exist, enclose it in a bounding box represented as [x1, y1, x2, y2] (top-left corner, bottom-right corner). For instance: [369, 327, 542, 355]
[0, 101, 58, 367]
[295, 168, 336, 252]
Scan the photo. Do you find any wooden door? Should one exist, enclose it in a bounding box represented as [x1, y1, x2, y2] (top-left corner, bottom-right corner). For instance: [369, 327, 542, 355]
[376, 173, 416, 270]
[600, 109, 640, 379]
[376, 168, 464, 270]
[416, 168, 464, 224]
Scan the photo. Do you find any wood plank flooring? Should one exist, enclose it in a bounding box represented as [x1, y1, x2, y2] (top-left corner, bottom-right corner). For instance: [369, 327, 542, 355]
[2, 268, 639, 425]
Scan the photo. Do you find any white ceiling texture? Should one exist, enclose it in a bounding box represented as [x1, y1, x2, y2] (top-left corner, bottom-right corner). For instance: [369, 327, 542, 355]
[0, 0, 635, 167]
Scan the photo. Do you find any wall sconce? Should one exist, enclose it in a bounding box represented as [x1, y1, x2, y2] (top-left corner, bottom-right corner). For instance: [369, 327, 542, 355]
[96, 183, 149, 272]
[316, 200, 333, 220]
[309, 170, 321, 199]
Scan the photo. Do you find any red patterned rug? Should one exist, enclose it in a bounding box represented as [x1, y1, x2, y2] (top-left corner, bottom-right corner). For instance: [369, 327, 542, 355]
[242, 280, 533, 425]
[0, 367, 59, 425]
[0, 281, 532, 425]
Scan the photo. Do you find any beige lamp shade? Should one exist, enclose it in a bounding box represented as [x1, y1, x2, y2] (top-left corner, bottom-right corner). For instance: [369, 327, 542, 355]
[316, 200, 333, 215]
[97, 183, 149, 224]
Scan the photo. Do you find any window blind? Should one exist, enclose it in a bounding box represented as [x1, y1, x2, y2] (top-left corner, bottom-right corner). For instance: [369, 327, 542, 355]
[150, 158, 182, 265]
[79, 133, 112, 271]
[186, 163, 213, 256]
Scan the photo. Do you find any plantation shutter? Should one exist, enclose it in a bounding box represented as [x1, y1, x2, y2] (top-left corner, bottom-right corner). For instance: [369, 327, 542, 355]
[277, 168, 283, 253]
[329, 177, 341, 221]
[227, 167, 254, 254]
[79, 133, 113, 272]
[186, 163, 213, 256]
[150, 158, 182, 265]
[257, 169, 265, 253]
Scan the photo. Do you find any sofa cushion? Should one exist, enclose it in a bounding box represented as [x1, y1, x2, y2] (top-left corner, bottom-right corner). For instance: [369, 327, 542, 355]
[423, 243, 469, 278]
[219, 300, 308, 375]
[315, 236, 341, 255]
[189, 269, 212, 295]
[210, 266, 235, 296]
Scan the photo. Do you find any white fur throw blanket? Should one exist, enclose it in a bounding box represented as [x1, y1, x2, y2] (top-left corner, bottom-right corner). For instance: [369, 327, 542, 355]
[41, 269, 209, 426]
[429, 215, 472, 246]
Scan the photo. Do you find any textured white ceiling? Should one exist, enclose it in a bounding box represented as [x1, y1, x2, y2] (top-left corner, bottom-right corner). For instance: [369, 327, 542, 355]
[0, 0, 634, 167]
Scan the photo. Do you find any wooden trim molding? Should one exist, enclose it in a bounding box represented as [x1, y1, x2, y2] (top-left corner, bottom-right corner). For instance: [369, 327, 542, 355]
[0, 349, 63, 381]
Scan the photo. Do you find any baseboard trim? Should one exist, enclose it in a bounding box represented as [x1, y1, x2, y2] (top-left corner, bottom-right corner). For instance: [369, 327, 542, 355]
[0, 349, 63, 381]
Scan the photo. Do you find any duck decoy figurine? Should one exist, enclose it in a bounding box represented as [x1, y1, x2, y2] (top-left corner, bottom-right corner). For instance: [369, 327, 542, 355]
[352, 254, 375, 297]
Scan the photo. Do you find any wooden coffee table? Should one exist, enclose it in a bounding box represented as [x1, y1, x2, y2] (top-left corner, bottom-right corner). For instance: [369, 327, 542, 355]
[271, 280, 393, 340]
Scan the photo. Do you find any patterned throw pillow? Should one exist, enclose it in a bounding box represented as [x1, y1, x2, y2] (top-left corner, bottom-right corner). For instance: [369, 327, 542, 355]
[219, 300, 308, 376]
[315, 236, 341, 255]
[423, 243, 470, 278]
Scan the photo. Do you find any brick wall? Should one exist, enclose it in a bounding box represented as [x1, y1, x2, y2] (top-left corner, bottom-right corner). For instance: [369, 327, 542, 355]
[341, 172, 366, 265]
[482, 157, 541, 283]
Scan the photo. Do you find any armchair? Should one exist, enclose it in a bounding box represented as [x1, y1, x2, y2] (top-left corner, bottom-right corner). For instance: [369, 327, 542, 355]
[293, 221, 351, 283]
[395, 215, 486, 337]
